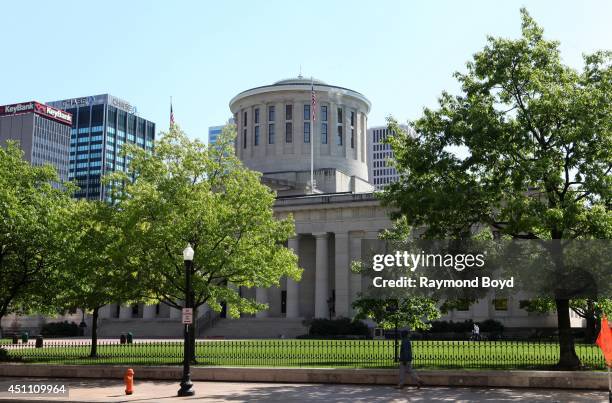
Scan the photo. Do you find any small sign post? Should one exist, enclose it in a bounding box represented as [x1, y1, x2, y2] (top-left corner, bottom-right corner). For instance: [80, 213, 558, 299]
[182, 308, 193, 325]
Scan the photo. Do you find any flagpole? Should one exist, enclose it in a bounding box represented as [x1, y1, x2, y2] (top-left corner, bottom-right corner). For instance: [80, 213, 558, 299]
[310, 77, 314, 194]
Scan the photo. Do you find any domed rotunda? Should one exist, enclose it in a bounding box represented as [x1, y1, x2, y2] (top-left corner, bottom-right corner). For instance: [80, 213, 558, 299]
[230, 76, 373, 195]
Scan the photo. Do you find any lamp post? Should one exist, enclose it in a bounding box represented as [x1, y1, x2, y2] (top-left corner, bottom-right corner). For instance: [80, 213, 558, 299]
[178, 244, 195, 397]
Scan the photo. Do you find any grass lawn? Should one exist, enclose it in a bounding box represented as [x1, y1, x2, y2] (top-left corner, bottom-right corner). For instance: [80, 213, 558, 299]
[3, 339, 606, 370]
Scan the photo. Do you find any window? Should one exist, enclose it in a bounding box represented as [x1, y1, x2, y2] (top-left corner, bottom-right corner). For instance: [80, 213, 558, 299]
[91, 104, 104, 126]
[285, 122, 293, 143]
[321, 105, 328, 122]
[303, 122, 310, 143]
[268, 123, 275, 144]
[254, 108, 260, 124]
[243, 128, 247, 148]
[336, 125, 343, 145]
[337, 107, 343, 123]
[254, 126, 260, 145]
[77, 106, 90, 127]
[493, 299, 508, 311]
[243, 111, 247, 127]
[321, 123, 328, 144]
[285, 105, 292, 120]
[268, 106, 275, 122]
[304, 105, 310, 121]
[350, 112, 355, 148]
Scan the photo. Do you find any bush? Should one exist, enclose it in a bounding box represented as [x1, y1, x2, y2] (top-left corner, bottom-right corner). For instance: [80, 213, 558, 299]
[428, 320, 474, 333]
[40, 321, 80, 337]
[425, 319, 504, 334]
[478, 319, 504, 333]
[308, 318, 369, 337]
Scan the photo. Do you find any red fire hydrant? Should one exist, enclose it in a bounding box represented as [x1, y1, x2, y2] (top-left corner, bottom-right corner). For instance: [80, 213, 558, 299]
[124, 368, 134, 395]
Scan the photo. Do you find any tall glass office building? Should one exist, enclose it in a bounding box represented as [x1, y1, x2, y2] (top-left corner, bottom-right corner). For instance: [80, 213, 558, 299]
[208, 125, 223, 146]
[47, 94, 155, 201]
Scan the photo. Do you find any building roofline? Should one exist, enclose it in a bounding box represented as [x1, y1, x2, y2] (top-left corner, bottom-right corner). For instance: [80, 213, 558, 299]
[229, 82, 371, 112]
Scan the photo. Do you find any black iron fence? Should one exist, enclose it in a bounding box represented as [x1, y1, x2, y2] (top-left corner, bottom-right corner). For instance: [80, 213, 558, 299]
[0, 338, 606, 370]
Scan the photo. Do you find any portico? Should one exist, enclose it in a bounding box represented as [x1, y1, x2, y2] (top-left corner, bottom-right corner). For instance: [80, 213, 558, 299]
[247, 192, 392, 320]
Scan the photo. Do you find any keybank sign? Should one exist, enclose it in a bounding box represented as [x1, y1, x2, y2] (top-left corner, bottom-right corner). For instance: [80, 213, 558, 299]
[3, 102, 34, 114]
[0, 101, 72, 125]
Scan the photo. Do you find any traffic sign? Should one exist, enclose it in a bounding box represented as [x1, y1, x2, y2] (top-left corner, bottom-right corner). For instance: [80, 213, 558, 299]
[182, 308, 193, 324]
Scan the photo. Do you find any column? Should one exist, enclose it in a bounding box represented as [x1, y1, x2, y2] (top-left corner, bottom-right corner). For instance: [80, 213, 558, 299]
[98, 305, 111, 319]
[142, 304, 157, 320]
[119, 305, 132, 319]
[349, 233, 363, 316]
[314, 232, 329, 318]
[286, 237, 300, 318]
[334, 232, 350, 317]
[255, 288, 269, 318]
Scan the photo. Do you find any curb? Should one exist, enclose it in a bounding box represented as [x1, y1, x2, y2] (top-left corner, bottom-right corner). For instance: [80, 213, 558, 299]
[0, 364, 607, 391]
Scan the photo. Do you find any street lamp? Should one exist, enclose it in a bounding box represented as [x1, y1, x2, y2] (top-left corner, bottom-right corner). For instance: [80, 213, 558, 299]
[178, 244, 195, 397]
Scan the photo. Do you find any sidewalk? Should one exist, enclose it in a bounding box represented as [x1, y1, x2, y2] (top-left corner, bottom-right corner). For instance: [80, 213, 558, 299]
[0, 378, 608, 402]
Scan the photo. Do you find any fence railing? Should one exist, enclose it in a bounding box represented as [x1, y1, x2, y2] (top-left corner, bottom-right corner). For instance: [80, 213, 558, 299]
[0, 339, 606, 370]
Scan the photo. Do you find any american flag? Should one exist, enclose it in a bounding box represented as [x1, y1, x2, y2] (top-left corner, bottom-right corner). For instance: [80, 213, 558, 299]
[311, 80, 316, 122]
[170, 101, 175, 128]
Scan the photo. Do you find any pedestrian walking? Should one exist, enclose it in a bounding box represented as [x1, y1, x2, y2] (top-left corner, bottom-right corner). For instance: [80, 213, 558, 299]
[395, 331, 424, 389]
[472, 323, 480, 341]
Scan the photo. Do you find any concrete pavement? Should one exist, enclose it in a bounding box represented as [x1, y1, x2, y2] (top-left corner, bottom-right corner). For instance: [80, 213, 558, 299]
[0, 378, 608, 402]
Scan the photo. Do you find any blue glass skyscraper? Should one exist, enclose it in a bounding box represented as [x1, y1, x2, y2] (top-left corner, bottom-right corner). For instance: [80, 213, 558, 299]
[47, 94, 155, 201]
[208, 125, 223, 146]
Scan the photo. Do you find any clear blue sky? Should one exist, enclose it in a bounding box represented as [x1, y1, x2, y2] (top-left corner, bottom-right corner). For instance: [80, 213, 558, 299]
[1, 1, 610, 143]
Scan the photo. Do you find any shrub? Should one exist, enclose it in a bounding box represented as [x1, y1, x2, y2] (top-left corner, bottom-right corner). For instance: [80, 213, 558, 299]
[428, 320, 474, 333]
[425, 319, 504, 334]
[0, 348, 12, 362]
[478, 319, 504, 333]
[308, 318, 369, 337]
[40, 321, 80, 337]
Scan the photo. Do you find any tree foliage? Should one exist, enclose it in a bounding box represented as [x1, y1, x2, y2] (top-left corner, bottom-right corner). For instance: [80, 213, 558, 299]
[352, 297, 441, 331]
[382, 9, 611, 368]
[54, 200, 143, 355]
[111, 125, 301, 318]
[0, 142, 75, 336]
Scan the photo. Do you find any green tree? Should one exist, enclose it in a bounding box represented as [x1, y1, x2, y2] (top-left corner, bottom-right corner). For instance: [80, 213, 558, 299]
[352, 297, 440, 331]
[55, 200, 145, 357]
[0, 142, 75, 337]
[382, 9, 611, 369]
[111, 125, 301, 352]
[523, 298, 612, 343]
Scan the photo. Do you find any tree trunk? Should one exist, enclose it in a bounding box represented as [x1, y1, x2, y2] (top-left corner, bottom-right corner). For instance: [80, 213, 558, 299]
[585, 314, 596, 344]
[584, 300, 597, 344]
[0, 316, 3, 339]
[555, 299, 580, 369]
[89, 307, 99, 358]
